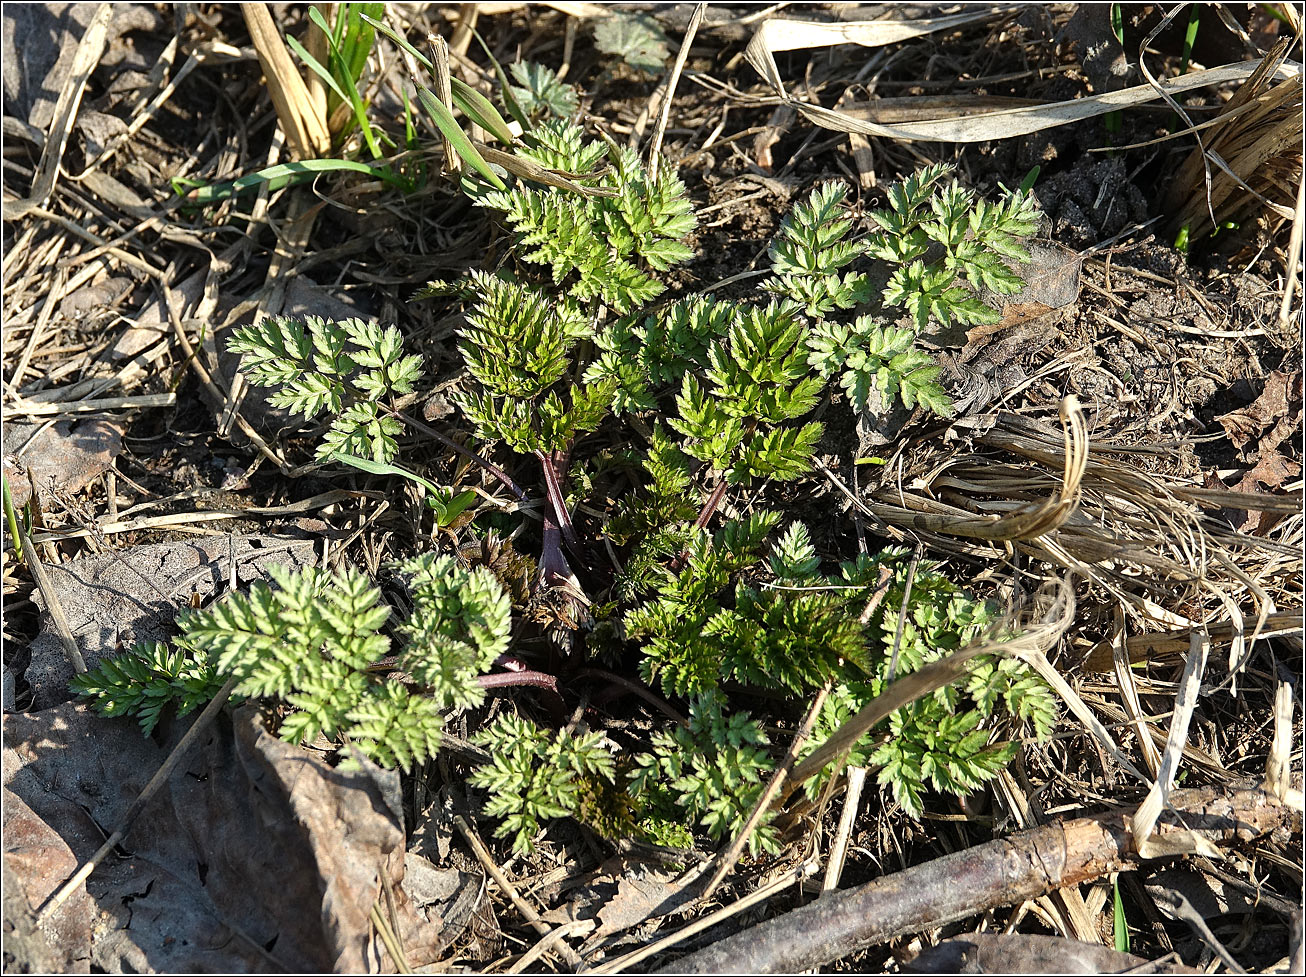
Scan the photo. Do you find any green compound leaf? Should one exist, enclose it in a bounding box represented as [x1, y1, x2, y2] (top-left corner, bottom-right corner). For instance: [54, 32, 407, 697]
[508, 61, 579, 119]
[594, 11, 671, 74]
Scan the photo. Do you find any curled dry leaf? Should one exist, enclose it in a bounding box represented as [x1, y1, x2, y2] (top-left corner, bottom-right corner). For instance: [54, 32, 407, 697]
[1217, 369, 1302, 458]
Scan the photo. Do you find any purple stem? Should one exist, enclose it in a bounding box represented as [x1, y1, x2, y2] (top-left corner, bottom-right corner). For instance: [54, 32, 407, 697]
[478, 669, 562, 694]
[398, 410, 530, 503]
[538, 505, 574, 587]
[669, 479, 732, 572]
[536, 447, 587, 565]
[694, 479, 730, 531]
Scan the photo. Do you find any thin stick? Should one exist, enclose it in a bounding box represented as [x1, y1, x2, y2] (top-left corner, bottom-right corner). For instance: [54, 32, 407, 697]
[884, 544, 920, 682]
[453, 814, 583, 968]
[378, 860, 412, 973]
[664, 786, 1290, 974]
[428, 32, 460, 178]
[701, 680, 832, 900]
[3, 3, 111, 220]
[9, 238, 67, 387]
[648, 2, 707, 180]
[37, 675, 239, 923]
[591, 859, 821, 975]
[787, 578, 1075, 794]
[1277, 166, 1305, 329]
[370, 901, 413, 974]
[5, 393, 178, 417]
[16, 522, 85, 674]
[508, 919, 589, 973]
[822, 765, 868, 893]
[574, 666, 687, 725]
[166, 288, 291, 474]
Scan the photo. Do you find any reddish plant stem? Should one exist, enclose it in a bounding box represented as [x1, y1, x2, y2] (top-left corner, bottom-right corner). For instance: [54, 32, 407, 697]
[694, 479, 730, 531]
[478, 670, 561, 695]
[492, 653, 533, 672]
[537, 508, 573, 587]
[536, 447, 587, 565]
[397, 410, 529, 503]
[668, 479, 732, 572]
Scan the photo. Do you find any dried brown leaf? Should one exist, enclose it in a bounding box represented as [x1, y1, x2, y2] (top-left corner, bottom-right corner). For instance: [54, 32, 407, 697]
[3, 702, 447, 971]
[1217, 369, 1303, 456]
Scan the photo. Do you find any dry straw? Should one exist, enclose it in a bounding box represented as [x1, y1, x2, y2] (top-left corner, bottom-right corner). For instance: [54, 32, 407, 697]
[745, 9, 1302, 145]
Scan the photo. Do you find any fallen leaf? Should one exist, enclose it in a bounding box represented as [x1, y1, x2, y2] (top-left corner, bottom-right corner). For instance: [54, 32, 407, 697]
[26, 535, 316, 709]
[540, 855, 700, 945]
[3, 791, 98, 972]
[967, 301, 1054, 343]
[1227, 450, 1302, 533]
[965, 243, 1081, 343]
[1217, 370, 1302, 458]
[3, 702, 448, 972]
[401, 853, 483, 961]
[2, 419, 123, 508]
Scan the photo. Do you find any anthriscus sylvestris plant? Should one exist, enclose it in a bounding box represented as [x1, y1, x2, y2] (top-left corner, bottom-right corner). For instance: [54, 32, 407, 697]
[74, 59, 1054, 856]
[73, 556, 510, 772]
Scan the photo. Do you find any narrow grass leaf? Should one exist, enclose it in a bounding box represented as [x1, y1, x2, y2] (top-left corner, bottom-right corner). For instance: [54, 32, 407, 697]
[307, 5, 381, 158]
[451, 77, 517, 145]
[362, 13, 433, 69]
[1113, 880, 1130, 953]
[472, 27, 531, 130]
[286, 33, 349, 103]
[329, 451, 443, 497]
[416, 88, 507, 189]
[183, 158, 404, 203]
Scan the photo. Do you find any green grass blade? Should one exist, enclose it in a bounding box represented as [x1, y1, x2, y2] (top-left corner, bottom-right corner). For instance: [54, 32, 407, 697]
[307, 6, 336, 47]
[471, 27, 530, 130]
[3, 477, 25, 564]
[361, 13, 433, 69]
[1018, 165, 1041, 194]
[305, 5, 381, 158]
[286, 32, 349, 104]
[347, 5, 386, 80]
[1113, 880, 1130, 953]
[402, 88, 418, 148]
[417, 87, 507, 190]
[362, 13, 521, 146]
[433, 490, 478, 526]
[334, 50, 383, 158]
[182, 158, 404, 204]
[328, 452, 443, 495]
[1180, 6, 1201, 74]
[451, 78, 516, 146]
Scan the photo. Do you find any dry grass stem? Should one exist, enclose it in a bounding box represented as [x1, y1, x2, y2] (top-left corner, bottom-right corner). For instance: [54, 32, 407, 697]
[453, 814, 584, 968]
[821, 765, 868, 893]
[240, 3, 331, 158]
[4, 3, 112, 220]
